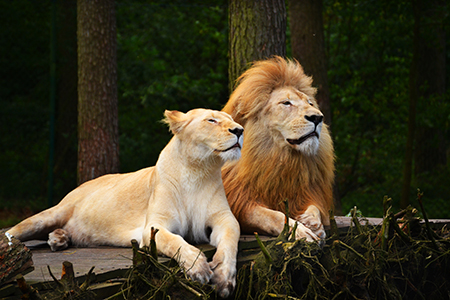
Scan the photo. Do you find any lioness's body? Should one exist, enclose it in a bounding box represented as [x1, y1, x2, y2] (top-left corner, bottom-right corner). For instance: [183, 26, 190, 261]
[8, 109, 243, 298]
[14, 168, 152, 246]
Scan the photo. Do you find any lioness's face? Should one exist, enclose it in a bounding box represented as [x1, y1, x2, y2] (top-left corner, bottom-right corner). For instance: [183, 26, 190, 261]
[168, 109, 244, 162]
[266, 87, 324, 155]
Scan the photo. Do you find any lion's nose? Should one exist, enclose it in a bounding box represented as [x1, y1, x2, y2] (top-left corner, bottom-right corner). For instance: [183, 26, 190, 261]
[229, 127, 244, 138]
[305, 114, 323, 126]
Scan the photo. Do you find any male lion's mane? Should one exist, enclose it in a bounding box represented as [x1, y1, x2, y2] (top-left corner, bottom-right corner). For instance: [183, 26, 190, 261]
[222, 56, 335, 226]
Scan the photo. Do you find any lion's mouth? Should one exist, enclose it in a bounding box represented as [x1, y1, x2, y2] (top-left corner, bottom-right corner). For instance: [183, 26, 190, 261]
[287, 131, 319, 145]
[216, 142, 241, 152]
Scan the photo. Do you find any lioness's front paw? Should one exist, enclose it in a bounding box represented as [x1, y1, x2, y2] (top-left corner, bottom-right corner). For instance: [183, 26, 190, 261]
[209, 254, 236, 298]
[183, 251, 213, 284]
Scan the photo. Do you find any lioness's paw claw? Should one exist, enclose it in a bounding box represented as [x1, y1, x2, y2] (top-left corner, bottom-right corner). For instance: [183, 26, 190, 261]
[184, 251, 213, 284]
[187, 264, 213, 284]
[215, 281, 234, 299]
[209, 255, 236, 298]
[189, 270, 213, 284]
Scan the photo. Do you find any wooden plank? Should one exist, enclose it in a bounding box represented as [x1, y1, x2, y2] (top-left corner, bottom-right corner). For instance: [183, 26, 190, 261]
[23, 241, 133, 283]
[20, 217, 450, 285]
[332, 216, 450, 229]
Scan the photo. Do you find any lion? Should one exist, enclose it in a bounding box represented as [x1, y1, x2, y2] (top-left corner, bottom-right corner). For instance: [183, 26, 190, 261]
[221, 56, 335, 243]
[7, 108, 243, 298]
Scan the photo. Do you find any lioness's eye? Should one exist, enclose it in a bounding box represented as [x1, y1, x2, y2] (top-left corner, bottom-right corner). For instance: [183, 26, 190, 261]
[281, 100, 292, 106]
[207, 119, 217, 124]
[307, 99, 314, 106]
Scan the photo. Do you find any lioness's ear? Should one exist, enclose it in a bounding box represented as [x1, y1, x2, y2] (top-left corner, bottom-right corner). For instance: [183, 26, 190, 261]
[163, 110, 188, 134]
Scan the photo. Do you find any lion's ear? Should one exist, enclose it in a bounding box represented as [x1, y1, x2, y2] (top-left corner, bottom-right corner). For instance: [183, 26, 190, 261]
[163, 110, 188, 134]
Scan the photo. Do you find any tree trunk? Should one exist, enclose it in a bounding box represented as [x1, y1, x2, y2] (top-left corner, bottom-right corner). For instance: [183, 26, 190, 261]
[288, 0, 331, 125]
[401, 0, 446, 208]
[54, 0, 78, 201]
[289, 0, 340, 213]
[77, 0, 119, 185]
[228, 0, 286, 91]
[412, 0, 446, 176]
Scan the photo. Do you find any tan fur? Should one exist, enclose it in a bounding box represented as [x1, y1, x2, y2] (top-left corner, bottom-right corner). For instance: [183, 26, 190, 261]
[222, 56, 335, 242]
[7, 108, 243, 298]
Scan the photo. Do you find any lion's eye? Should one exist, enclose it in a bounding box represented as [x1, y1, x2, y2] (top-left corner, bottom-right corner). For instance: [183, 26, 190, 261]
[281, 100, 292, 106]
[207, 119, 218, 124]
[307, 99, 314, 106]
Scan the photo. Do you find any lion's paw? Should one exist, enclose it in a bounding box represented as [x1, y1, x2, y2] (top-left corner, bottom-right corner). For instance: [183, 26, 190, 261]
[298, 213, 325, 239]
[297, 206, 326, 247]
[48, 228, 70, 251]
[209, 253, 236, 298]
[292, 221, 321, 243]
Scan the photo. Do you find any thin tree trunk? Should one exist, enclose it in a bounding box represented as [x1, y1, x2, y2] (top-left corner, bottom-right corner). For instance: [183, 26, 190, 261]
[412, 0, 446, 176]
[401, 53, 417, 208]
[401, 0, 446, 208]
[77, 0, 119, 185]
[54, 0, 78, 200]
[289, 0, 340, 213]
[289, 0, 331, 125]
[228, 0, 286, 91]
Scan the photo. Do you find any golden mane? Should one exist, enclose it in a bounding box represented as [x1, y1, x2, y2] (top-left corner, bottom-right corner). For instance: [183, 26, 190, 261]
[222, 56, 335, 227]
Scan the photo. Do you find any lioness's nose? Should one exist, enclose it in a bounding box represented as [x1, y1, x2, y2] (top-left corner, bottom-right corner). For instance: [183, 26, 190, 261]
[305, 114, 323, 126]
[229, 127, 243, 138]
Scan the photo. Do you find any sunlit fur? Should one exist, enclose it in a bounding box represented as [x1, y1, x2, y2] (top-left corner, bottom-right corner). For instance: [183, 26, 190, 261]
[222, 56, 335, 230]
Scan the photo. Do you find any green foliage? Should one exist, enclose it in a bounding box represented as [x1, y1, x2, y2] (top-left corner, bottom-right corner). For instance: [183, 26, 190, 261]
[235, 201, 450, 299]
[0, 1, 229, 209]
[122, 239, 215, 299]
[114, 197, 450, 299]
[0, 0, 449, 221]
[0, 0, 51, 205]
[117, 1, 228, 171]
[325, 0, 450, 216]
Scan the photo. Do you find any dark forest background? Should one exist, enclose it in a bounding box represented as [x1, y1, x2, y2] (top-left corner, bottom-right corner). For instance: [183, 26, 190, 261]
[1, 0, 449, 227]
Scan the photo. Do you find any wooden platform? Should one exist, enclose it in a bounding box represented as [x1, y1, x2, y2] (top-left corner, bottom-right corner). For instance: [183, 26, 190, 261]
[18, 216, 377, 283]
[23, 242, 133, 283]
[16, 216, 450, 283]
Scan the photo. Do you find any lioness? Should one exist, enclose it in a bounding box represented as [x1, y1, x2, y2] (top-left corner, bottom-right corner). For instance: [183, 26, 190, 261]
[7, 108, 243, 298]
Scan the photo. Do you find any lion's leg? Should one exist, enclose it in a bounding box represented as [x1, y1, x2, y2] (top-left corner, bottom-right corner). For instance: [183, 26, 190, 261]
[241, 204, 320, 242]
[208, 212, 240, 299]
[6, 205, 72, 242]
[297, 205, 326, 240]
[142, 226, 212, 284]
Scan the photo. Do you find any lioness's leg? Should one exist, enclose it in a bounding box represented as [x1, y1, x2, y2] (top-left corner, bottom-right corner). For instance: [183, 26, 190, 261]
[7, 205, 72, 242]
[208, 213, 240, 299]
[47, 228, 71, 251]
[142, 226, 212, 284]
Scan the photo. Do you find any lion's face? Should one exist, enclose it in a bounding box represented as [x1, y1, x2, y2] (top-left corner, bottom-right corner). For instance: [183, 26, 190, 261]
[265, 87, 324, 155]
[165, 109, 243, 162]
